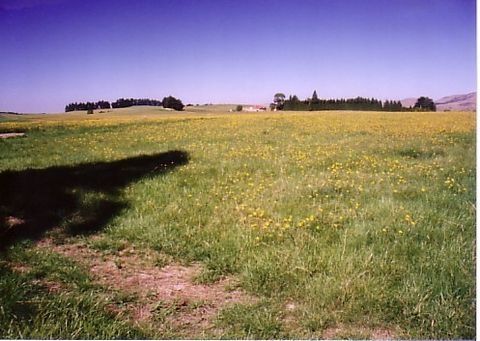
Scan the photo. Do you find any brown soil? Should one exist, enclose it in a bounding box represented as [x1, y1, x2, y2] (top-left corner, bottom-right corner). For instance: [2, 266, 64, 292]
[9, 262, 64, 294]
[322, 324, 397, 340]
[36, 238, 253, 336]
[4, 216, 25, 228]
[0, 133, 25, 139]
[33, 279, 65, 294]
[9, 262, 31, 274]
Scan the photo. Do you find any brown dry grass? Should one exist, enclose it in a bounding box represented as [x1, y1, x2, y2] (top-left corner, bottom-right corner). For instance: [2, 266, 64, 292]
[322, 323, 398, 340]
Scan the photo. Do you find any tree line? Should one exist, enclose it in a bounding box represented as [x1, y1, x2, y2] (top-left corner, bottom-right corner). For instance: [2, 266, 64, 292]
[111, 98, 163, 108]
[65, 96, 184, 112]
[272, 91, 435, 112]
[65, 101, 108, 112]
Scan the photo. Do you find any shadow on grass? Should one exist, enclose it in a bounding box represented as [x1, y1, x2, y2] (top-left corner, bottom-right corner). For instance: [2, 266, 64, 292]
[0, 150, 189, 250]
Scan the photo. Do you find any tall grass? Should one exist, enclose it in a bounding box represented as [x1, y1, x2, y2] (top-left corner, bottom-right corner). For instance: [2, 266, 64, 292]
[0, 110, 475, 338]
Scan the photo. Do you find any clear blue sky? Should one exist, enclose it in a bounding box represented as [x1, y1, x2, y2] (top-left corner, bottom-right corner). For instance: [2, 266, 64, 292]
[0, 0, 476, 112]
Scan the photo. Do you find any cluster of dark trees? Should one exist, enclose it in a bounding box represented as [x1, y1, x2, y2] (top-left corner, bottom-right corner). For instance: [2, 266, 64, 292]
[65, 101, 109, 112]
[413, 96, 436, 111]
[65, 96, 184, 112]
[274, 91, 403, 111]
[272, 91, 436, 112]
[161, 96, 185, 111]
[111, 98, 163, 108]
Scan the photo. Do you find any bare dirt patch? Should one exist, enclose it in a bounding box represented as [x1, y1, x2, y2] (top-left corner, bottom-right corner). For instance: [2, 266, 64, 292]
[36, 238, 253, 336]
[8, 261, 64, 294]
[322, 324, 398, 340]
[9, 262, 32, 274]
[4, 216, 26, 228]
[32, 279, 65, 294]
[0, 133, 25, 139]
[6, 216, 25, 226]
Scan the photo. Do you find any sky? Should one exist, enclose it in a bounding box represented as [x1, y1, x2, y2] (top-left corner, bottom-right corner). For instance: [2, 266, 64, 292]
[0, 0, 476, 113]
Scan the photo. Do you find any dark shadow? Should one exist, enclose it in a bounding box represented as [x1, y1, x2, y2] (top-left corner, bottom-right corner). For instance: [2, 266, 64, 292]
[0, 150, 189, 250]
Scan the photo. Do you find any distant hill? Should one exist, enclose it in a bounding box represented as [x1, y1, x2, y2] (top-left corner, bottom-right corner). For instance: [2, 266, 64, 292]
[400, 98, 417, 108]
[434, 92, 476, 111]
[400, 92, 476, 111]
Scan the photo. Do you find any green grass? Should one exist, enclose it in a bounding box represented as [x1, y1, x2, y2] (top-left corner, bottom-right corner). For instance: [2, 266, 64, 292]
[217, 301, 288, 339]
[0, 109, 475, 338]
[0, 243, 148, 339]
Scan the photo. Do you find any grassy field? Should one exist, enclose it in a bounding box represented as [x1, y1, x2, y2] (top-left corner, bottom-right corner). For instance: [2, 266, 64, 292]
[0, 108, 475, 339]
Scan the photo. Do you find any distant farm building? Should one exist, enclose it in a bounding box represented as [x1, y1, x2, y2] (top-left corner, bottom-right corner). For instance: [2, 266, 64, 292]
[243, 105, 267, 112]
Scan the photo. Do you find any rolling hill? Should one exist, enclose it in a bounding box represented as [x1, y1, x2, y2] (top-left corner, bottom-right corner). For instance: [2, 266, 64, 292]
[434, 92, 476, 111]
[400, 92, 476, 111]
[399, 98, 417, 108]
